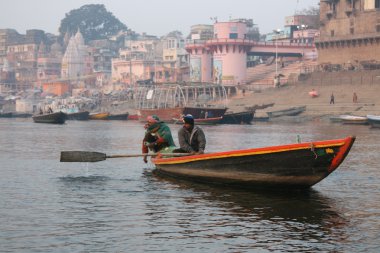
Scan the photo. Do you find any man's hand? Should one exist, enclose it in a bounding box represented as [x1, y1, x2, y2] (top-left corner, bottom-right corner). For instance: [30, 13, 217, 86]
[147, 142, 156, 148]
[143, 155, 148, 163]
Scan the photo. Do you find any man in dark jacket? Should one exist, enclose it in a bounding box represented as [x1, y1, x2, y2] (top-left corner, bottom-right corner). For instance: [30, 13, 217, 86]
[174, 114, 206, 155]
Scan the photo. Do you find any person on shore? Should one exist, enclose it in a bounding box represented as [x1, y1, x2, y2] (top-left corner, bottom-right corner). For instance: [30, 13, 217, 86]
[142, 115, 175, 163]
[330, 93, 335, 104]
[353, 92, 358, 103]
[174, 114, 206, 155]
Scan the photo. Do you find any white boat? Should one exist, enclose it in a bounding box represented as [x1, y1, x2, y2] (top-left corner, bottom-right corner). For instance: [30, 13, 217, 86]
[340, 115, 368, 125]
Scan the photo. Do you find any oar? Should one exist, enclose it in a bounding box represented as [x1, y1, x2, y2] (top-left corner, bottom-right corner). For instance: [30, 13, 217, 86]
[60, 151, 190, 163]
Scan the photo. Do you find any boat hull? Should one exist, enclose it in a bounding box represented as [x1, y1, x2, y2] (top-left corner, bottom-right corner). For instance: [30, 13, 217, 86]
[89, 112, 110, 120]
[367, 115, 380, 128]
[108, 113, 129, 120]
[340, 115, 368, 125]
[173, 116, 223, 125]
[220, 111, 254, 124]
[267, 106, 306, 118]
[183, 107, 227, 119]
[66, 111, 89, 120]
[139, 108, 184, 122]
[32, 112, 67, 124]
[153, 136, 355, 189]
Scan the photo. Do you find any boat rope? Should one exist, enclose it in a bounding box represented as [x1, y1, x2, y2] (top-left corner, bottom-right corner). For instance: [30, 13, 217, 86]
[310, 143, 318, 159]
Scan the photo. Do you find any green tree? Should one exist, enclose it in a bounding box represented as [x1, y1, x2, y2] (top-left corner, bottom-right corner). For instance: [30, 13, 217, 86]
[59, 4, 127, 42]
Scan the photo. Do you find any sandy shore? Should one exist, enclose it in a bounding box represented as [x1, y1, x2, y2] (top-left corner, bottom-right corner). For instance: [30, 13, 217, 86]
[227, 83, 380, 121]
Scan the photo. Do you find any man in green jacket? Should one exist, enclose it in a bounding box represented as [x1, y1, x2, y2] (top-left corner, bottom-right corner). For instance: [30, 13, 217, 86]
[142, 115, 176, 163]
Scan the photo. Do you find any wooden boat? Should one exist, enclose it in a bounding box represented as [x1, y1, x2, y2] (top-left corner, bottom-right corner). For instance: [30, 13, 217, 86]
[183, 106, 227, 119]
[329, 115, 345, 123]
[66, 111, 89, 120]
[220, 111, 255, 124]
[0, 112, 13, 118]
[32, 112, 67, 124]
[128, 114, 139, 120]
[11, 112, 32, 118]
[366, 115, 380, 128]
[152, 136, 355, 189]
[172, 116, 223, 125]
[245, 103, 274, 111]
[340, 115, 368, 125]
[267, 106, 306, 118]
[138, 108, 184, 122]
[108, 112, 129, 120]
[89, 112, 110, 120]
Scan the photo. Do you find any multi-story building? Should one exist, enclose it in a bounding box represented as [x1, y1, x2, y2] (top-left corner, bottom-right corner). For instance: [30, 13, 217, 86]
[162, 32, 189, 69]
[0, 29, 23, 66]
[315, 0, 380, 68]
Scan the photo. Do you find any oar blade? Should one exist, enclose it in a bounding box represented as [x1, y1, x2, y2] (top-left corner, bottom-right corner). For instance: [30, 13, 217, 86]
[60, 151, 106, 162]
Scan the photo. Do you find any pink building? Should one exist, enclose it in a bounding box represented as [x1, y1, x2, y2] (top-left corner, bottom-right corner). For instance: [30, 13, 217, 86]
[186, 21, 251, 85]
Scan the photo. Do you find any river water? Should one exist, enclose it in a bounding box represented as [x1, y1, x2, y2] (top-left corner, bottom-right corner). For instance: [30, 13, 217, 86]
[0, 118, 379, 252]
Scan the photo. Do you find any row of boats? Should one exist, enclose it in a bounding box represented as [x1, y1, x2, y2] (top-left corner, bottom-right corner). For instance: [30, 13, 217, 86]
[32, 111, 130, 124]
[330, 114, 380, 127]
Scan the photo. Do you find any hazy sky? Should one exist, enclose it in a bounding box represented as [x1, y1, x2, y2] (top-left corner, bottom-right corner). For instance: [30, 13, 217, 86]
[1, 0, 319, 36]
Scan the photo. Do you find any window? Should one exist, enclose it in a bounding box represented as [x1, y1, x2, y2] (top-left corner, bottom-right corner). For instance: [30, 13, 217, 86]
[377, 0, 380, 8]
[377, 25, 380, 32]
[229, 33, 238, 39]
[350, 28, 354, 34]
[331, 30, 335, 37]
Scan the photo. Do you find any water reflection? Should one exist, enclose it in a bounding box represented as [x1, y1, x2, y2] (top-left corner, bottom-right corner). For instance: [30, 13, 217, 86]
[142, 171, 348, 251]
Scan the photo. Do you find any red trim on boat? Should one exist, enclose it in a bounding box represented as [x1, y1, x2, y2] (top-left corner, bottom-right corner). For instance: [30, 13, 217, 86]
[328, 136, 356, 172]
[153, 137, 353, 165]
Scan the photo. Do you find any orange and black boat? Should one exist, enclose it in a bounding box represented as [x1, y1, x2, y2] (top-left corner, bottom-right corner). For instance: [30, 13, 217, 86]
[152, 136, 356, 189]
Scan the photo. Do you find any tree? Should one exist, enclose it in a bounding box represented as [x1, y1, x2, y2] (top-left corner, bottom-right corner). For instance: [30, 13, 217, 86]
[58, 4, 127, 43]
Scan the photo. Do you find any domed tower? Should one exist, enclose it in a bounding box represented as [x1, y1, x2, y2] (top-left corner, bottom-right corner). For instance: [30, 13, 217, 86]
[207, 21, 250, 85]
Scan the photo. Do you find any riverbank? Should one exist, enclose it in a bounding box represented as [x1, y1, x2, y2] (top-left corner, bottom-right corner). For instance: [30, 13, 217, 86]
[227, 83, 380, 121]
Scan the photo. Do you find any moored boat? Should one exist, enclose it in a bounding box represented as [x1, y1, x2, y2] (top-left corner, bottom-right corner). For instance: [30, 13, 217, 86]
[220, 111, 255, 124]
[183, 106, 227, 119]
[66, 111, 90, 120]
[32, 112, 67, 124]
[89, 112, 110, 120]
[366, 115, 380, 128]
[108, 112, 129, 120]
[0, 112, 13, 118]
[139, 108, 184, 122]
[172, 116, 223, 125]
[267, 106, 306, 118]
[340, 115, 368, 125]
[152, 136, 355, 189]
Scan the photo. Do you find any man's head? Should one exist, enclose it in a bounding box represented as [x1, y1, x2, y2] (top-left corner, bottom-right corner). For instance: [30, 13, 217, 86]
[182, 114, 194, 130]
[146, 115, 160, 132]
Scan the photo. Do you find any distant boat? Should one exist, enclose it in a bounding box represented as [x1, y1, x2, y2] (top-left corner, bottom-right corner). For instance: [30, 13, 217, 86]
[108, 112, 129, 120]
[128, 114, 139, 120]
[0, 112, 13, 118]
[32, 112, 67, 124]
[366, 115, 380, 127]
[183, 106, 227, 119]
[172, 116, 223, 125]
[267, 106, 306, 118]
[89, 112, 110, 120]
[220, 111, 255, 124]
[340, 115, 368, 125]
[11, 112, 32, 118]
[329, 115, 345, 123]
[66, 111, 90, 120]
[139, 108, 183, 122]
